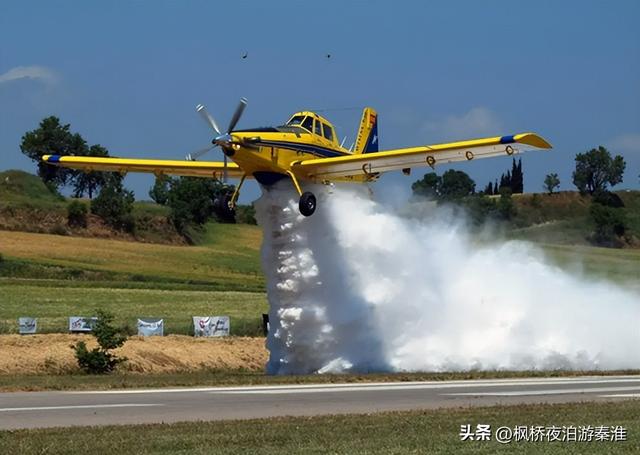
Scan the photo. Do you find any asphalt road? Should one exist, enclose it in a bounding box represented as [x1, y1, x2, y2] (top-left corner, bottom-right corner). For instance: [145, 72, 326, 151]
[1, 376, 639, 429]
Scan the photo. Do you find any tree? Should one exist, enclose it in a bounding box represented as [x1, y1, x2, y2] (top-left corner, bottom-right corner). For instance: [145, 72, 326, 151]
[411, 170, 475, 201]
[20, 116, 87, 190]
[572, 146, 626, 195]
[543, 173, 560, 195]
[482, 181, 494, 195]
[149, 175, 171, 205]
[72, 310, 127, 374]
[439, 169, 475, 200]
[511, 158, 524, 193]
[72, 144, 110, 199]
[90, 175, 135, 232]
[166, 177, 233, 237]
[411, 172, 441, 199]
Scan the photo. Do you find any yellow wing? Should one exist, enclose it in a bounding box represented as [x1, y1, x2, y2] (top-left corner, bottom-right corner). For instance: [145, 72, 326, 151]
[41, 155, 247, 179]
[292, 133, 551, 180]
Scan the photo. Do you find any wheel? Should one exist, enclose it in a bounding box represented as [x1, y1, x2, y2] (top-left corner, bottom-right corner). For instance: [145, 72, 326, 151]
[298, 191, 316, 217]
[214, 193, 236, 221]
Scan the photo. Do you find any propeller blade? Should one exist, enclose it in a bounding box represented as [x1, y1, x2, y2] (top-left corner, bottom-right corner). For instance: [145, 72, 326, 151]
[196, 104, 222, 135]
[186, 145, 215, 161]
[223, 155, 228, 183]
[227, 97, 247, 133]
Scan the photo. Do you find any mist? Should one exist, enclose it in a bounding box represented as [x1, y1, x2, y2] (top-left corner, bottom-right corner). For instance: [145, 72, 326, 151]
[254, 181, 640, 375]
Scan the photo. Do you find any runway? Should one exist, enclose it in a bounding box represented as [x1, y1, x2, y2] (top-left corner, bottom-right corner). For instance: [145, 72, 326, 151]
[1, 376, 639, 429]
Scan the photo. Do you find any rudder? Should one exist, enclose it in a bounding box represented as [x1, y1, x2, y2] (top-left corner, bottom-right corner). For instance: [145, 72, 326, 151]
[353, 107, 378, 154]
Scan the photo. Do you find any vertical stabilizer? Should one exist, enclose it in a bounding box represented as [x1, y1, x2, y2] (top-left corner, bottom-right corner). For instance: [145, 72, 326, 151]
[353, 107, 378, 154]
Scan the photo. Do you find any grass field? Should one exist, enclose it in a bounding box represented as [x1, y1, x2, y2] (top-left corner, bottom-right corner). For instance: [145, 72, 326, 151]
[0, 223, 266, 335]
[1, 400, 638, 454]
[0, 284, 267, 335]
[2, 228, 639, 336]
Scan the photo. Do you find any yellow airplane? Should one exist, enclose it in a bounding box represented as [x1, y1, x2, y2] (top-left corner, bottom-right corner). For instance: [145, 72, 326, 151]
[43, 98, 552, 216]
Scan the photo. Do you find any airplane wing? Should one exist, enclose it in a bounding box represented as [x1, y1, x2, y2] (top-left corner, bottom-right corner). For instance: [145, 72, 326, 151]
[292, 133, 551, 180]
[41, 155, 247, 179]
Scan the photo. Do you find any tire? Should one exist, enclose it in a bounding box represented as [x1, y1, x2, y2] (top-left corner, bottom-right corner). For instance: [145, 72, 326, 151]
[298, 191, 316, 217]
[214, 193, 236, 222]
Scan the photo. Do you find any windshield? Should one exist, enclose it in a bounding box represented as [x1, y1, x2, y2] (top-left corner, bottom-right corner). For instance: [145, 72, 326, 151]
[287, 115, 305, 126]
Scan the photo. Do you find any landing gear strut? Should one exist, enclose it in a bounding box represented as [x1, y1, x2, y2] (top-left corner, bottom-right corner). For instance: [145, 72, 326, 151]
[214, 174, 246, 222]
[286, 171, 316, 217]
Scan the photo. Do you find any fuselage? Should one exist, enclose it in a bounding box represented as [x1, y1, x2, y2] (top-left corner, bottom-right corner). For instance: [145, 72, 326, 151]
[223, 111, 364, 185]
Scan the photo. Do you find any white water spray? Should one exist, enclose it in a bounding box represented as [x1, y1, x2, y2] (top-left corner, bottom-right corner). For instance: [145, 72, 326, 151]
[255, 181, 640, 375]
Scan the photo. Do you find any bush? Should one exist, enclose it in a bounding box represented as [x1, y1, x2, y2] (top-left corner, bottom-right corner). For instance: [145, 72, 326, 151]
[72, 310, 128, 374]
[236, 204, 257, 225]
[91, 176, 135, 232]
[589, 202, 627, 247]
[67, 200, 88, 228]
[497, 187, 516, 220]
[49, 223, 69, 236]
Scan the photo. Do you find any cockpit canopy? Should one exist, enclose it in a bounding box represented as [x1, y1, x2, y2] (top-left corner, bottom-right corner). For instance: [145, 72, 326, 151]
[284, 112, 335, 143]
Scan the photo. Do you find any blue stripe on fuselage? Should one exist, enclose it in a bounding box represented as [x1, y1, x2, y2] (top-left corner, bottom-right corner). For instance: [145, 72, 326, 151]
[48, 155, 61, 163]
[499, 135, 515, 144]
[253, 139, 347, 158]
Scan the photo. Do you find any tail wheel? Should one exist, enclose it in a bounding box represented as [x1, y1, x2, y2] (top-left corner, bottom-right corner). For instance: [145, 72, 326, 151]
[299, 191, 316, 217]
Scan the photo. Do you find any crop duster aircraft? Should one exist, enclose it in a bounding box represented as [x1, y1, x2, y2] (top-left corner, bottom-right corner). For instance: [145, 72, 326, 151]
[43, 99, 552, 217]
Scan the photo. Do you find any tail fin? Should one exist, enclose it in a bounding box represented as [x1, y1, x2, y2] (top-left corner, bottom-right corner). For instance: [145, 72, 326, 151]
[353, 107, 378, 154]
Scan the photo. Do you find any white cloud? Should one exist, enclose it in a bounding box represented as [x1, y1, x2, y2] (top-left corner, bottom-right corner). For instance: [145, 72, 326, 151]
[607, 133, 640, 153]
[0, 65, 58, 85]
[606, 133, 640, 180]
[422, 107, 503, 140]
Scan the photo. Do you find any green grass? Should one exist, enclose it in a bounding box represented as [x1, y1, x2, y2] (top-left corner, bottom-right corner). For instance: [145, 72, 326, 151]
[0, 227, 264, 290]
[0, 280, 267, 335]
[1, 400, 638, 454]
[1, 369, 638, 393]
[0, 170, 65, 209]
[540, 243, 640, 288]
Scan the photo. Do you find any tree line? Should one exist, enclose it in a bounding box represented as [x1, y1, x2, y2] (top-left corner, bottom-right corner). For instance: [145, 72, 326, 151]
[411, 146, 631, 247]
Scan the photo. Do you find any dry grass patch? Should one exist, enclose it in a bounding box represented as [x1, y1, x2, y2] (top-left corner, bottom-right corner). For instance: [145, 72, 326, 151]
[0, 334, 267, 375]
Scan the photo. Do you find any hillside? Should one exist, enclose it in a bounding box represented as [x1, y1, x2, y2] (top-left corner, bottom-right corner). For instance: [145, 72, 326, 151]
[0, 169, 184, 244]
[509, 190, 640, 247]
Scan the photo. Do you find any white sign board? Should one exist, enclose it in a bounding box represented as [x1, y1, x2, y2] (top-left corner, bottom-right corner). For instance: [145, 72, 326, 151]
[193, 316, 230, 337]
[18, 317, 37, 334]
[137, 318, 163, 336]
[69, 316, 97, 332]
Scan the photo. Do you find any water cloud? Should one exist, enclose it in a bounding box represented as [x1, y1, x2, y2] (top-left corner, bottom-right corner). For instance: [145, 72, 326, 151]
[256, 182, 640, 374]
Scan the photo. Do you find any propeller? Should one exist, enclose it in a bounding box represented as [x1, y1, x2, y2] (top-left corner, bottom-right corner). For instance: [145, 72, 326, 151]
[186, 97, 248, 183]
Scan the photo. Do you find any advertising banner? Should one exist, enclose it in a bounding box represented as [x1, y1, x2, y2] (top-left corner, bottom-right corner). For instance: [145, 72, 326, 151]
[193, 316, 230, 337]
[69, 317, 97, 332]
[18, 317, 37, 334]
[137, 318, 163, 336]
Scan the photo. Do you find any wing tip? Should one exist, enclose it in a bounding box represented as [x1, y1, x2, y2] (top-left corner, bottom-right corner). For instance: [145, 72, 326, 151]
[514, 133, 553, 149]
[42, 155, 61, 163]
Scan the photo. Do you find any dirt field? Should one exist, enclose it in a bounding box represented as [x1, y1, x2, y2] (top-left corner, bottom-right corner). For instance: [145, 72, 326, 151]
[0, 334, 268, 375]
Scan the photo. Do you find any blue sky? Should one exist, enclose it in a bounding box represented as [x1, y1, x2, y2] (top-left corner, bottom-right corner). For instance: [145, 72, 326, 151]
[1, 0, 639, 203]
